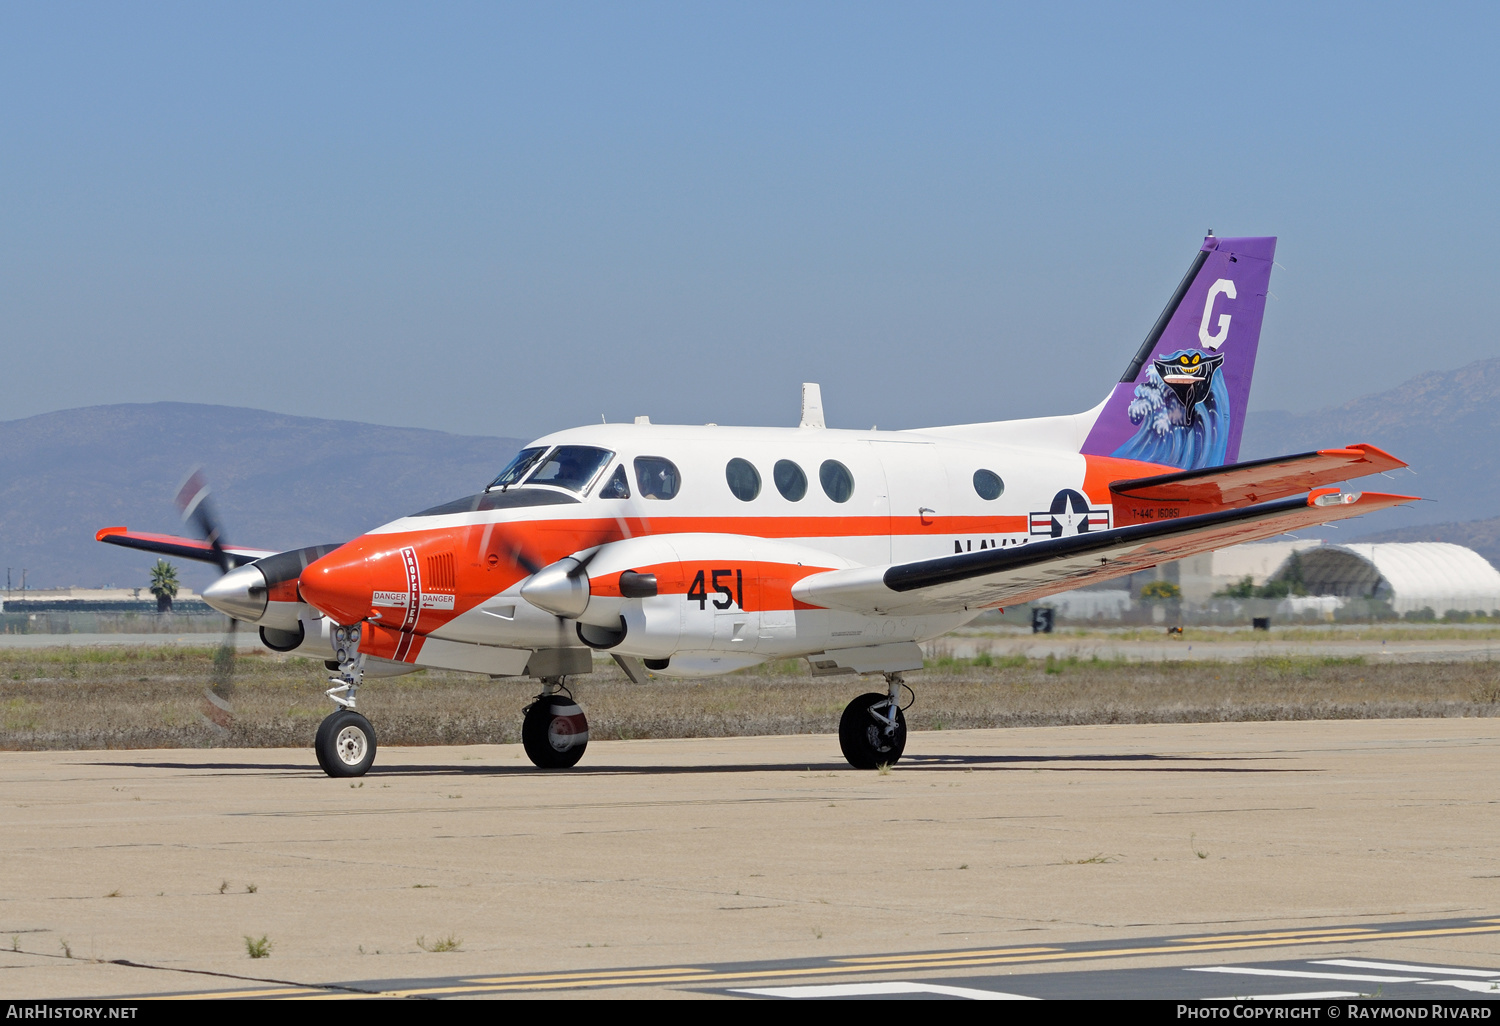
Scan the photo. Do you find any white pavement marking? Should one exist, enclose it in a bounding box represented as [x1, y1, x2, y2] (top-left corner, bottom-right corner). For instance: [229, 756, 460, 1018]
[731, 982, 1036, 1000]
[1416, 980, 1500, 994]
[1211, 992, 1361, 1001]
[1315, 959, 1500, 978]
[1187, 967, 1427, 983]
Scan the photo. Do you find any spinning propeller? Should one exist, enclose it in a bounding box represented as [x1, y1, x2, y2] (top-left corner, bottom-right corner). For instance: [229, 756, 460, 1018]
[480, 479, 651, 658]
[175, 468, 239, 733]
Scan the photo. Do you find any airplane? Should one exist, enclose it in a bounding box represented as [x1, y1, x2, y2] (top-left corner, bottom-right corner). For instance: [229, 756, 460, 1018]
[97, 233, 1414, 778]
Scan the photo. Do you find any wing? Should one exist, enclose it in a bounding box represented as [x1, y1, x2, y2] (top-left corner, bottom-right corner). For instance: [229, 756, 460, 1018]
[1109, 444, 1405, 521]
[95, 527, 279, 568]
[792, 488, 1417, 616]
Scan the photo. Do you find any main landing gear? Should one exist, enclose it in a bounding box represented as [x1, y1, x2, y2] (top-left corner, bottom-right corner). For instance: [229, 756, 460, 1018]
[315, 623, 377, 778]
[522, 677, 589, 769]
[839, 672, 910, 769]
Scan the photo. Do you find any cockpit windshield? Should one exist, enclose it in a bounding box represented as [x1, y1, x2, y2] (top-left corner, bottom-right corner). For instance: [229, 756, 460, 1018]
[524, 445, 616, 494]
[487, 447, 548, 492]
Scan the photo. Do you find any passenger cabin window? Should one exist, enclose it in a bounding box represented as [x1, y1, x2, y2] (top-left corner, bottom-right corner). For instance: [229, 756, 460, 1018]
[973, 469, 1005, 500]
[598, 465, 631, 499]
[634, 456, 681, 500]
[725, 458, 760, 501]
[487, 446, 548, 491]
[819, 460, 854, 503]
[526, 446, 615, 494]
[774, 460, 807, 501]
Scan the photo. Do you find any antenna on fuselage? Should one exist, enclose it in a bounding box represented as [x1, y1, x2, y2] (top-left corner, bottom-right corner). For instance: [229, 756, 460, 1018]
[799, 383, 825, 429]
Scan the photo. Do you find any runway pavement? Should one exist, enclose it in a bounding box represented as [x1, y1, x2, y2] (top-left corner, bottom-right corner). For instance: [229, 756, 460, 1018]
[1, 719, 1497, 999]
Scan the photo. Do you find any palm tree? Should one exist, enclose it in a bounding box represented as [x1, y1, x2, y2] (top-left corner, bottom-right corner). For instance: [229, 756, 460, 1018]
[149, 560, 179, 613]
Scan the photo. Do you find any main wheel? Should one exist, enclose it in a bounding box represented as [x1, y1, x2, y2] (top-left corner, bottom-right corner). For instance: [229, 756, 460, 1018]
[839, 692, 907, 769]
[522, 696, 589, 769]
[315, 710, 377, 777]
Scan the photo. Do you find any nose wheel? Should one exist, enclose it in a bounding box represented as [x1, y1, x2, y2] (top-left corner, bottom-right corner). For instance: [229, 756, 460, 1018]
[522, 679, 589, 769]
[315, 709, 377, 777]
[839, 673, 910, 769]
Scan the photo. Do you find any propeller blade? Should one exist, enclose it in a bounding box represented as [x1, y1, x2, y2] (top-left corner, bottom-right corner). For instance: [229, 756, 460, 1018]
[200, 613, 237, 735]
[175, 466, 233, 576]
[173, 467, 238, 731]
[566, 545, 605, 579]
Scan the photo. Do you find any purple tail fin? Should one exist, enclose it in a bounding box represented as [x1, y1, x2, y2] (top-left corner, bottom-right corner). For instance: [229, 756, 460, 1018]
[1080, 234, 1276, 470]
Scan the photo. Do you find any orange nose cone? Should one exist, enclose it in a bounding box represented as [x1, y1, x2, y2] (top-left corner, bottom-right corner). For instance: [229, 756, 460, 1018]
[300, 537, 402, 627]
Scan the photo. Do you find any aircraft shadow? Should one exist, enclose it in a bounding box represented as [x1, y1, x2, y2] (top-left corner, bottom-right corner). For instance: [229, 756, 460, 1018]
[94, 751, 1303, 778]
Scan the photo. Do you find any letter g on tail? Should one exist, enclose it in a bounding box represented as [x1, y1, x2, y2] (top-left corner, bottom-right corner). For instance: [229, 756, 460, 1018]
[1199, 278, 1237, 349]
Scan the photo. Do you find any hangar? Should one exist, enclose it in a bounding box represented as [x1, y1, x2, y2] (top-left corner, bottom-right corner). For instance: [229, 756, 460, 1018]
[1264, 542, 1500, 617]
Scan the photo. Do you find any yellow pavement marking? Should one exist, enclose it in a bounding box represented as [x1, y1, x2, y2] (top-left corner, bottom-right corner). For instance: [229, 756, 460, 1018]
[467, 966, 713, 984]
[836, 946, 1060, 964]
[161, 987, 334, 999]
[386, 921, 1500, 997]
[1172, 927, 1376, 944]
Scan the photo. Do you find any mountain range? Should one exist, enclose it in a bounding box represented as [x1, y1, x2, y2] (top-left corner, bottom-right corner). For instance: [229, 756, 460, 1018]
[1241, 356, 1500, 562]
[0, 404, 524, 590]
[4, 358, 1498, 589]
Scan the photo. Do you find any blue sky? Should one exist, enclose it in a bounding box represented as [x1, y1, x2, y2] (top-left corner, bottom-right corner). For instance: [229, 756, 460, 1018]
[3, 2, 1496, 438]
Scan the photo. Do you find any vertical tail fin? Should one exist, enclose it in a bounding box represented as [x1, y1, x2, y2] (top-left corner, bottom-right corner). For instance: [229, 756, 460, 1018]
[1080, 234, 1276, 470]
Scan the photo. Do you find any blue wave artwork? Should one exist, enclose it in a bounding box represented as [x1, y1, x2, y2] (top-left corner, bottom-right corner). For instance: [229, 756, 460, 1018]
[1110, 349, 1230, 470]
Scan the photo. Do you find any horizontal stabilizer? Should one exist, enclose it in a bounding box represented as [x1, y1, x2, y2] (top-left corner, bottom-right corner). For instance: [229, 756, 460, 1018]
[95, 527, 277, 568]
[1109, 444, 1406, 524]
[792, 489, 1418, 617]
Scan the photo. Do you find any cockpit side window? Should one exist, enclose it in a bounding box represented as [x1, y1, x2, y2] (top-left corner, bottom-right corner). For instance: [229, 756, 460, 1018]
[633, 456, 681, 500]
[598, 465, 631, 499]
[487, 446, 548, 491]
[526, 445, 616, 494]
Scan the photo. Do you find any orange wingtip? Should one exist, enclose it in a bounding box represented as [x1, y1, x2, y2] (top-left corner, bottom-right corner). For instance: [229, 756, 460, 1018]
[1315, 443, 1408, 469]
[96, 526, 128, 541]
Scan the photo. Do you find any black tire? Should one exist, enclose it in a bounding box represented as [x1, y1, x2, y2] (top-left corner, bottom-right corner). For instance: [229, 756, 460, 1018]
[838, 692, 907, 769]
[522, 696, 589, 769]
[313, 713, 335, 774]
[315, 710, 377, 777]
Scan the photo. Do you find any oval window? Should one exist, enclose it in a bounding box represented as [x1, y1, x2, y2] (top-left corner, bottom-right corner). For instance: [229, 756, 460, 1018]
[725, 458, 761, 501]
[819, 460, 854, 503]
[973, 469, 1004, 501]
[773, 460, 808, 501]
[633, 456, 681, 500]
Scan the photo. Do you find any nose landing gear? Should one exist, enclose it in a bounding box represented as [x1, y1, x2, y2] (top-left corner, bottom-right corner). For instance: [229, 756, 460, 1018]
[522, 677, 589, 769]
[839, 672, 910, 769]
[315, 623, 376, 777]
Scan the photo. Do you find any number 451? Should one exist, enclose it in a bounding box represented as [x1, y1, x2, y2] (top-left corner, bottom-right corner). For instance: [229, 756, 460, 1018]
[687, 569, 743, 610]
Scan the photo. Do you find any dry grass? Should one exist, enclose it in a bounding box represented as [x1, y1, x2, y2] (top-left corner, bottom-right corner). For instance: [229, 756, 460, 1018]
[0, 646, 1496, 751]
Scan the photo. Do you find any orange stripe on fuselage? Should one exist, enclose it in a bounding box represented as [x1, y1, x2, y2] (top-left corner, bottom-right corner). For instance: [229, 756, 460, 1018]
[313, 468, 1169, 633]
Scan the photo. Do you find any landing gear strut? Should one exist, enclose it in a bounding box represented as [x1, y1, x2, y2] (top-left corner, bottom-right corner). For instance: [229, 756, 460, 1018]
[522, 677, 590, 769]
[839, 672, 909, 769]
[315, 624, 377, 777]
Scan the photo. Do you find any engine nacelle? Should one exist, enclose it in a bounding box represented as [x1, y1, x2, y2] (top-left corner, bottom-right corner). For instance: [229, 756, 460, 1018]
[524, 533, 859, 661]
[201, 543, 341, 629]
